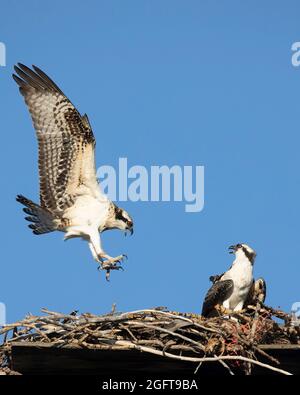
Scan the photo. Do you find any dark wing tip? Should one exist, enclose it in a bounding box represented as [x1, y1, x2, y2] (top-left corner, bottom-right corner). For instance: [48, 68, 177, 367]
[14, 63, 30, 76]
[13, 63, 42, 91]
[16, 62, 27, 71]
[23, 207, 33, 215]
[13, 63, 64, 94]
[32, 64, 45, 74]
[12, 73, 26, 88]
[16, 194, 25, 202]
[32, 64, 64, 94]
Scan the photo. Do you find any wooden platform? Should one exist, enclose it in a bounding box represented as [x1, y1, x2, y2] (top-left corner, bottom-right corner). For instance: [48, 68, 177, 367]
[10, 342, 300, 375]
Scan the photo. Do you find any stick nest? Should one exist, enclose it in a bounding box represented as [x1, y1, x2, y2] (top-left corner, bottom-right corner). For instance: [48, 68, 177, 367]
[0, 305, 299, 375]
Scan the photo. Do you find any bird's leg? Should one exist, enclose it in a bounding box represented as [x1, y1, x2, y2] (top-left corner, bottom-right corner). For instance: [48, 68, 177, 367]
[231, 301, 245, 315]
[217, 302, 245, 321]
[99, 253, 127, 265]
[88, 232, 126, 280]
[88, 241, 100, 261]
[220, 300, 232, 316]
[97, 253, 126, 281]
[216, 304, 233, 316]
[95, 254, 125, 281]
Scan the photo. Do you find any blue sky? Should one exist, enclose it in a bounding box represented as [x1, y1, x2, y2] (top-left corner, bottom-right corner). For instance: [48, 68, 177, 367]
[0, 0, 300, 324]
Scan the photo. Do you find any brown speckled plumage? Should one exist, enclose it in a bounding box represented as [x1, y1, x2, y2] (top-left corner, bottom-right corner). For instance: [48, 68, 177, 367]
[13, 64, 96, 217]
[14, 64, 133, 276]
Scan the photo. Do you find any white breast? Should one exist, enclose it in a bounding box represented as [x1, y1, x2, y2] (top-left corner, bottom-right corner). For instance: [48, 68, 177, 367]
[64, 194, 110, 229]
[222, 259, 253, 310]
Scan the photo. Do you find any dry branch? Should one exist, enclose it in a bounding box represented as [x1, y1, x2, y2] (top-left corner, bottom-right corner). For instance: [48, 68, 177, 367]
[0, 305, 299, 375]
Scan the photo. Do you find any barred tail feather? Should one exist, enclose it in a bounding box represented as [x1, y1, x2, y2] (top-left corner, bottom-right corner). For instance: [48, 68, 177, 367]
[16, 194, 59, 235]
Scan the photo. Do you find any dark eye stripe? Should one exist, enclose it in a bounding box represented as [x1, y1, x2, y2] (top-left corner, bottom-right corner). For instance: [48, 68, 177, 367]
[242, 246, 255, 263]
[115, 208, 124, 220]
[115, 208, 131, 224]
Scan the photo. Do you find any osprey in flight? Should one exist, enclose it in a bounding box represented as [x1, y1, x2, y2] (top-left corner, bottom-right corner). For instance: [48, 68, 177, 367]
[202, 243, 256, 317]
[13, 64, 134, 280]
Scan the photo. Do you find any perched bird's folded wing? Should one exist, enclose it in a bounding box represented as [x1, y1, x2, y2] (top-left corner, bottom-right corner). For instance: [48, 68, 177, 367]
[13, 63, 104, 215]
[201, 279, 234, 317]
[244, 278, 267, 307]
[259, 278, 267, 303]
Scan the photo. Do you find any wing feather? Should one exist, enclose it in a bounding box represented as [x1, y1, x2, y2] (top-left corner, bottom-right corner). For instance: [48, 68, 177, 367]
[201, 279, 234, 317]
[244, 278, 267, 306]
[13, 63, 102, 215]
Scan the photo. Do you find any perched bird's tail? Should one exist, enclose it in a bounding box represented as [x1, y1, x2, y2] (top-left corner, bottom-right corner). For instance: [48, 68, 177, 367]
[16, 195, 59, 235]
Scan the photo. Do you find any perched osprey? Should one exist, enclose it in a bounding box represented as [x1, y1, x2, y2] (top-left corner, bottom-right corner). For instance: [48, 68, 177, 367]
[201, 243, 256, 317]
[208, 276, 266, 311]
[13, 64, 134, 280]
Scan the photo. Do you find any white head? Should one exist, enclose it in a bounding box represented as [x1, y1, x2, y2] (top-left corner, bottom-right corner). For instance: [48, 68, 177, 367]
[228, 243, 256, 264]
[103, 203, 134, 235]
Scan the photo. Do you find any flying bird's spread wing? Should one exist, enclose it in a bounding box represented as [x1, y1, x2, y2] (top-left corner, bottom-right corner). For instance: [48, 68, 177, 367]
[201, 279, 234, 317]
[14, 63, 133, 279]
[13, 63, 103, 216]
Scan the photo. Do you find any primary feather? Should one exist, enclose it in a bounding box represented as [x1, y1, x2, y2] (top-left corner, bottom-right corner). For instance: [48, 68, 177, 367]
[13, 63, 102, 216]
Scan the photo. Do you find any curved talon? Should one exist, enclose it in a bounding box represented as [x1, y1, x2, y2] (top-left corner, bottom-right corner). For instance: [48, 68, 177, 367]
[96, 254, 127, 280]
[104, 265, 124, 282]
[102, 263, 123, 271]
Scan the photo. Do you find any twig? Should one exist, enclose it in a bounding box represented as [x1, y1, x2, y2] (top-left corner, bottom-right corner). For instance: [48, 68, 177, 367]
[93, 340, 293, 375]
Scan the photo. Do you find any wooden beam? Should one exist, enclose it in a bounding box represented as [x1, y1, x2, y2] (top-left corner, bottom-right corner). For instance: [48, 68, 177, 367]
[9, 342, 300, 375]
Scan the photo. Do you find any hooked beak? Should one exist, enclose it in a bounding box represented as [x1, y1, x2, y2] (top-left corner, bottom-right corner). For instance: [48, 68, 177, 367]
[228, 245, 237, 254]
[125, 228, 134, 236]
[125, 222, 134, 236]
